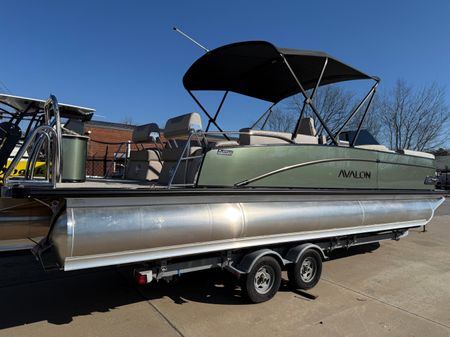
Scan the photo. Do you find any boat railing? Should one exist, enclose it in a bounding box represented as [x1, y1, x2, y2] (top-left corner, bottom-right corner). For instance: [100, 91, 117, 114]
[3, 125, 60, 187]
[167, 130, 208, 188]
[3, 95, 63, 188]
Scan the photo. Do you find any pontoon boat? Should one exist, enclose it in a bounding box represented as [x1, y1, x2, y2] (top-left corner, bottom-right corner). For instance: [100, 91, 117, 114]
[1, 41, 444, 302]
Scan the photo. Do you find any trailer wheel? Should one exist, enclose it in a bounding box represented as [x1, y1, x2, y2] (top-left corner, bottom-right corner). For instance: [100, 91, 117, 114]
[241, 256, 281, 303]
[288, 249, 322, 290]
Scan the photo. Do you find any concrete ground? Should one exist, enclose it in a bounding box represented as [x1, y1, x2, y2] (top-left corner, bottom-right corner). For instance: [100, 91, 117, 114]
[0, 201, 449, 337]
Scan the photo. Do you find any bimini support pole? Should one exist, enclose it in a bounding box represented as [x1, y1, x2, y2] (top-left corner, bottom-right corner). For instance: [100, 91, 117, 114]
[333, 79, 379, 142]
[291, 57, 328, 140]
[261, 108, 273, 130]
[280, 54, 339, 145]
[250, 102, 276, 129]
[350, 83, 378, 147]
[187, 90, 231, 141]
[206, 91, 228, 132]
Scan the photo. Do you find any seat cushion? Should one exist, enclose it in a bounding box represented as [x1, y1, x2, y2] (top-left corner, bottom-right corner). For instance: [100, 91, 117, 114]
[356, 145, 395, 153]
[397, 149, 435, 159]
[163, 113, 202, 139]
[125, 161, 162, 181]
[239, 128, 318, 145]
[239, 128, 293, 145]
[132, 123, 160, 143]
[213, 140, 239, 148]
[129, 149, 161, 161]
[161, 146, 202, 161]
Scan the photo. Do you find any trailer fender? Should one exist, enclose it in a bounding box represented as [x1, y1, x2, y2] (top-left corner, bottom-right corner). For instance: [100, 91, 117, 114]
[235, 249, 286, 274]
[285, 243, 326, 264]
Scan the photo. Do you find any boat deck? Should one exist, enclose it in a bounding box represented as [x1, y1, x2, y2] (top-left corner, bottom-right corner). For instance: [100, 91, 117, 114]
[58, 178, 161, 189]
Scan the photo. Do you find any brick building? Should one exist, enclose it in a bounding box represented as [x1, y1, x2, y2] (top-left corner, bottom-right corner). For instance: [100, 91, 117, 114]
[84, 120, 135, 159]
[80, 120, 162, 177]
[81, 120, 133, 176]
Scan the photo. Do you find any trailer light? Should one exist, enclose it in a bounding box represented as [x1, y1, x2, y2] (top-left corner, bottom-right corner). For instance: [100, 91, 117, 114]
[134, 270, 152, 285]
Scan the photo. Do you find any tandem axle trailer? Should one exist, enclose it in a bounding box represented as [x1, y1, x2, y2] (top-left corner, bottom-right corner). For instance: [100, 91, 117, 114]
[132, 229, 407, 303]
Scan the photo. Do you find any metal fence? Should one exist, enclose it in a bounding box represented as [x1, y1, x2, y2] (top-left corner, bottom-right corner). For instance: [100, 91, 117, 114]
[85, 138, 130, 178]
[86, 155, 127, 177]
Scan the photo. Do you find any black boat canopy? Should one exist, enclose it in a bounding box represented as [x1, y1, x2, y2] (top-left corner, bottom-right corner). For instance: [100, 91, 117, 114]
[183, 41, 374, 103]
[0, 93, 95, 121]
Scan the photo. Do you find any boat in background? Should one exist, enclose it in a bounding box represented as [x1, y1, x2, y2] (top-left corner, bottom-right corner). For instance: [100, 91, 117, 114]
[0, 93, 94, 251]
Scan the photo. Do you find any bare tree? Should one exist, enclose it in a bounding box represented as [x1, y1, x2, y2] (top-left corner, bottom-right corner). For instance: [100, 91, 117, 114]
[260, 86, 366, 135]
[379, 80, 450, 151]
[253, 80, 449, 151]
[292, 86, 355, 134]
[260, 108, 297, 133]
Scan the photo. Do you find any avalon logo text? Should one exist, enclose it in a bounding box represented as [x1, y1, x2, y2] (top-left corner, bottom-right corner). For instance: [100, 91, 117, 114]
[338, 169, 371, 179]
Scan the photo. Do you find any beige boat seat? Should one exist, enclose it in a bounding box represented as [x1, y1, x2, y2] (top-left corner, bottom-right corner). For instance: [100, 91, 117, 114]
[125, 150, 162, 181]
[125, 123, 162, 181]
[159, 112, 204, 185]
[397, 149, 435, 159]
[295, 134, 319, 144]
[297, 117, 316, 136]
[239, 117, 319, 145]
[213, 140, 240, 148]
[132, 123, 161, 143]
[239, 128, 293, 145]
[163, 112, 202, 139]
[355, 144, 395, 153]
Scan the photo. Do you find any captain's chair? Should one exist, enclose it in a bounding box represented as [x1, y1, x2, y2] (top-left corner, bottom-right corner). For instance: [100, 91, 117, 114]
[125, 123, 162, 181]
[296, 117, 323, 144]
[297, 117, 315, 136]
[158, 113, 203, 185]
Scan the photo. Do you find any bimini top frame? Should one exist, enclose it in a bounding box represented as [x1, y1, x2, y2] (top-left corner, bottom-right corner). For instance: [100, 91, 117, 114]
[183, 41, 380, 146]
[0, 93, 95, 121]
[0, 93, 95, 175]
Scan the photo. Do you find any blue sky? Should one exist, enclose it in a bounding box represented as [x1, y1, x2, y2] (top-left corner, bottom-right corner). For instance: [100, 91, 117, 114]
[1, 1, 449, 130]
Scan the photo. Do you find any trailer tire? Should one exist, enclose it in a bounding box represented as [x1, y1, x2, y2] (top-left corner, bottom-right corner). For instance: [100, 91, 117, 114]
[288, 249, 322, 290]
[241, 256, 281, 303]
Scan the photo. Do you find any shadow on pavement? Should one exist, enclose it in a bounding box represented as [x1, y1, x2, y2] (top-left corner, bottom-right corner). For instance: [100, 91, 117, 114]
[0, 243, 380, 328]
[327, 242, 380, 261]
[133, 268, 247, 306]
[0, 253, 245, 329]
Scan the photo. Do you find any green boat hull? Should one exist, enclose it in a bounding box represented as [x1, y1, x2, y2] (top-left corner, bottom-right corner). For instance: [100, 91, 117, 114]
[198, 145, 435, 190]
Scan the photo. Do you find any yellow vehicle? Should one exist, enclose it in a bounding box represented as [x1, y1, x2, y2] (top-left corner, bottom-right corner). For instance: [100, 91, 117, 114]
[2, 159, 46, 179]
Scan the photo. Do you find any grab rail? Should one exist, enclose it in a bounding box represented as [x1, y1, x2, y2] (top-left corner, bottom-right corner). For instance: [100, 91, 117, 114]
[4, 95, 63, 188]
[4, 125, 60, 187]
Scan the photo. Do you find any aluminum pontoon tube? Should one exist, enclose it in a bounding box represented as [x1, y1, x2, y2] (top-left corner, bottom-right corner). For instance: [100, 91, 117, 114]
[51, 196, 445, 271]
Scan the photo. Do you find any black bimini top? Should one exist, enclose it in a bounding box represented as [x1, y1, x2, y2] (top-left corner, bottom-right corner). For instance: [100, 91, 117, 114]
[183, 41, 375, 103]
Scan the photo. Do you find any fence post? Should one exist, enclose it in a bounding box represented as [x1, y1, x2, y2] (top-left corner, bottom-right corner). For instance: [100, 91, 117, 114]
[103, 145, 109, 176]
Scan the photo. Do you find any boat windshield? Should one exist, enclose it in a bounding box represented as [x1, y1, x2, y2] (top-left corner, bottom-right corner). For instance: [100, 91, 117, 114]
[339, 129, 380, 146]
